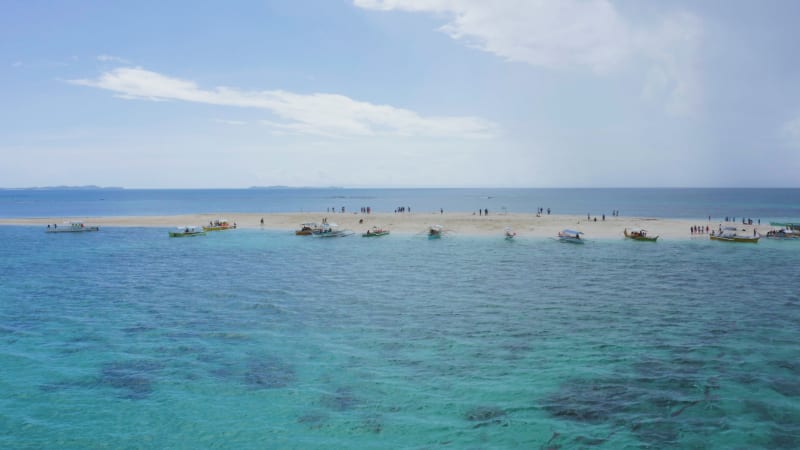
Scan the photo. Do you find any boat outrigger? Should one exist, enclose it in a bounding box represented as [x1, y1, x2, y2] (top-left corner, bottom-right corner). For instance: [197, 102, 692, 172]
[558, 229, 584, 244]
[624, 228, 658, 241]
[169, 226, 206, 238]
[45, 222, 99, 233]
[363, 226, 390, 237]
[710, 226, 759, 243]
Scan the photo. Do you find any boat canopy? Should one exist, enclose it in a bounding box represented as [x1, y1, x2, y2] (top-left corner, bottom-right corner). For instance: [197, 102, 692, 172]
[562, 229, 583, 235]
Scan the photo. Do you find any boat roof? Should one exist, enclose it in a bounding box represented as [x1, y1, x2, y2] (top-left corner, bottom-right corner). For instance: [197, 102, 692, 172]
[562, 229, 583, 234]
[628, 228, 646, 233]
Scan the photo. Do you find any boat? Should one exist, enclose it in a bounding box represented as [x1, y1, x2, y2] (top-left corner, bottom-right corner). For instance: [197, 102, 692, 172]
[504, 227, 516, 240]
[312, 223, 353, 238]
[624, 228, 658, 241]
[45, 222, 99, 233]
[169, 226, 206, 237]
[362, 226, 390, 237]
[203, 219, 236, 232]
[295, 223, 321, 235]
[557, 229, 584, 244]
[765, 228, 799, 240]
[710, 227, 759, 243]
[769, 222, 800, 231]
[428, 224, 443, 239]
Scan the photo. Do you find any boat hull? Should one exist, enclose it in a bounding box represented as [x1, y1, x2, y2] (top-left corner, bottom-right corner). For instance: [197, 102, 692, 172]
[46, 227, 99, 233]
[710, 235, 758, 243]
[203, 226, 234, 232]
[624, 230, 658, 241]
[169, 231, 206, 237]
[362, 231, 390, 237]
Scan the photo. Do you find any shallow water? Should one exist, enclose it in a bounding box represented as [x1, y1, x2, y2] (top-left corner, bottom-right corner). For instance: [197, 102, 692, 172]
[1, 227, 799, 448]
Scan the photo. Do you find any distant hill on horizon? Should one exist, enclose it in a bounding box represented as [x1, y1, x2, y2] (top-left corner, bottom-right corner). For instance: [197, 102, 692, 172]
[0, 185, 125, 190]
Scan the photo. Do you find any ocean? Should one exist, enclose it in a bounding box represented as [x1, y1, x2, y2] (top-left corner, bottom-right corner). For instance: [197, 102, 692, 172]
[1, 189, 799, 448]
[2, 187, 800, 221]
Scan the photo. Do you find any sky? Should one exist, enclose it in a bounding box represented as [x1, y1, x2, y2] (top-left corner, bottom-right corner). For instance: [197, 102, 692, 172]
[2, 0, 800, 188]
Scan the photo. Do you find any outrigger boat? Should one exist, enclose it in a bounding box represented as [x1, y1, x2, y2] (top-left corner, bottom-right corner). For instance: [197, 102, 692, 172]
[362, 226, 390, 237]
[428, 224, 443, 239]
[504, 227, 517, 240]
[295, 223, 320, 235]
[312, 223, 353, 238]
[169, 226, 206, 238]
[710, 226, 759, 243]
[203, 219, 236, 232]
[765, 228, 799, 240]
[624, 228, 658, 241]
[557, 229, 584, 244]
[45, 222, 99, 233]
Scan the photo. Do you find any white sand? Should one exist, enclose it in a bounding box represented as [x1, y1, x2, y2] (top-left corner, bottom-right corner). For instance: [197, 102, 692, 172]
[0, 212, 763, 240]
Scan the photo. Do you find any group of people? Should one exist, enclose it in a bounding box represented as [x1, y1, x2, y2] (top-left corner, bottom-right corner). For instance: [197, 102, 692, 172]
[326, 207, 346, 213]
[690, 225, 710, 234]
[359, 207, 372, 214]
[536, 207, 551, 216]
[724, 216, 760, 225]
[477, 208, 489, 216]
[394, 206, 411, 213]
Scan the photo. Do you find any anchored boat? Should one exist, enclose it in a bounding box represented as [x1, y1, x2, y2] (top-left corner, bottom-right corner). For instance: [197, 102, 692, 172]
[312, 223, 353, 238]
[710, 227, 758, 243]
[45, 222, 99, 233]
[557, 229, 584, 244]
[624, 228, 658, 241]
[363, 226, 390, 237]
[169, 226, 206, 238]
[203, 219, 236, 232]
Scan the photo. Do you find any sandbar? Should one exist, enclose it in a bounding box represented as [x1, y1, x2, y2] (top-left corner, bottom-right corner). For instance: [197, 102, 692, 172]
[0, 212, 763, 240]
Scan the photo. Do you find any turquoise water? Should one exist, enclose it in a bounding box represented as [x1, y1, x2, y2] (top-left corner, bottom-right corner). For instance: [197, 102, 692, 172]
[1, 226, 799, 448]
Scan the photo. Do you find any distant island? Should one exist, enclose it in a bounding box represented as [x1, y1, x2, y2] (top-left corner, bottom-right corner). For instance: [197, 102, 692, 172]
[248, 186, 343, 190]
[0, 185, 125, 190]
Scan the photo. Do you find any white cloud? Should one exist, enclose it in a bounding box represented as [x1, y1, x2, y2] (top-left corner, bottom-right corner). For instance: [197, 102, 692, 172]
[355, 0, 702, 115]
[69, 67, 497, 138]
[11, 61, 23, 68]
[97, 54, 130, 64]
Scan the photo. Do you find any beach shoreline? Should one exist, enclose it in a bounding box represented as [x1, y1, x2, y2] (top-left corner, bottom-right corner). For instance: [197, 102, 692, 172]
[0, 212, 762, 240]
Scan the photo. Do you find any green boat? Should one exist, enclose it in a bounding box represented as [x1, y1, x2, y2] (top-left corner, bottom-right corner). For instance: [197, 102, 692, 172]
[169, 226, 206, 238]
[362, 226, 390, 237]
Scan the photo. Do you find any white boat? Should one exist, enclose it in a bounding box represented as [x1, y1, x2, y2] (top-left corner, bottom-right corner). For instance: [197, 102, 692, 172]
[557, 229, 584, 244]
[312, 223, 353, 238]
[710, 226, 758, 243]
[45, 222, 99, 233]
[765, 228, 799, 240]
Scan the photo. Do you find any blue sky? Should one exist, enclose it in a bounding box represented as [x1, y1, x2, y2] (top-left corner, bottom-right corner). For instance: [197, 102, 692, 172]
[2, 0, 800, 188]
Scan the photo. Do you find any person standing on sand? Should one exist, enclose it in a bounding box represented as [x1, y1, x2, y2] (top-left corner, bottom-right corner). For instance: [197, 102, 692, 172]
[440, 208, 443, 214]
